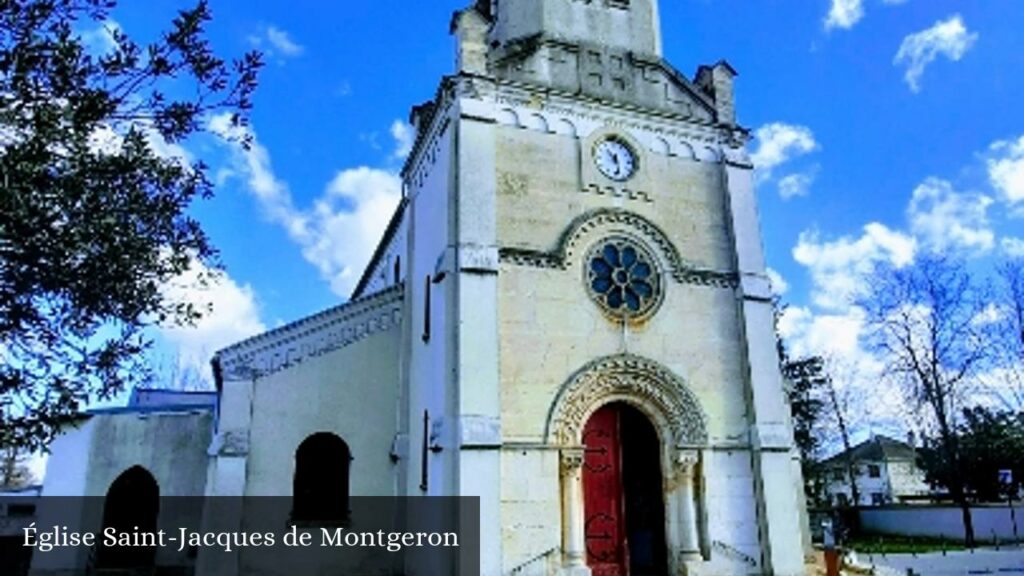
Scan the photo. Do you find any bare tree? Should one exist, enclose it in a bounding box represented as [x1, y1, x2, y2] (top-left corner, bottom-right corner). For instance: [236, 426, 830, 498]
[859, 255, 990, 547]
[989, 259, 1024, 410]
[145, 348, 213, 392]
[823, 367, 861, 509]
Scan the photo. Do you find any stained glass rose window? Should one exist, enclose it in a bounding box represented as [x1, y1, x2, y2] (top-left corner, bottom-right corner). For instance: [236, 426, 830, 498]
[586, 238, 661, 319]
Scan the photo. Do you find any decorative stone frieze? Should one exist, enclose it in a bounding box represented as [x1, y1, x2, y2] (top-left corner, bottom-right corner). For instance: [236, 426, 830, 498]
[215, 285, 404, 381]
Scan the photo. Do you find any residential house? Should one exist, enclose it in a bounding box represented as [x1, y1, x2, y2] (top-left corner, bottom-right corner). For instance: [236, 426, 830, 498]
[820, 434, 930, 507]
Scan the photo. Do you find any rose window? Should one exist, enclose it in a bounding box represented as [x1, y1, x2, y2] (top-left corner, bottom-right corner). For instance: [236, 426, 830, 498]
[586, 239, 661, 318]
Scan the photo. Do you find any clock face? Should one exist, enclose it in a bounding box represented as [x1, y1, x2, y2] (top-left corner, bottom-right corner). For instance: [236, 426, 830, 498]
[594, 139, 636, 181]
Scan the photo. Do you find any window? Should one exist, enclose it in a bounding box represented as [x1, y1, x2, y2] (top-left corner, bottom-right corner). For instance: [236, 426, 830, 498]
[293, 433, 351, 523]
[586, 238, 661, 320]
[868, 465, 881, 478]
[871, 493, 885, 506]
[422, 275, 431, 342]
[832, 468, 844, 481]
[836, 493, 849, 507]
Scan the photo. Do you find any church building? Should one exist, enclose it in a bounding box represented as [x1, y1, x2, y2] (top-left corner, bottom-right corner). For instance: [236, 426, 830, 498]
[36, 1, 810, 574]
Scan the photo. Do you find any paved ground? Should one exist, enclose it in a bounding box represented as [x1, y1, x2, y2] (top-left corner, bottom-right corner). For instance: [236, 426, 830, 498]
[852, 547, 1024, 575]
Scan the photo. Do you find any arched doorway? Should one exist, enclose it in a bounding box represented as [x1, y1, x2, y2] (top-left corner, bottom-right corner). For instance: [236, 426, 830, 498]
[97, 466, 159, 569]
[582, 403, 668, 576]
[292, 432, 351, 522]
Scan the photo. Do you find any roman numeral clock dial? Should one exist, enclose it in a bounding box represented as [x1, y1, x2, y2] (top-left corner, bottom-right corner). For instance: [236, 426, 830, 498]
[594, 138, 637, 182]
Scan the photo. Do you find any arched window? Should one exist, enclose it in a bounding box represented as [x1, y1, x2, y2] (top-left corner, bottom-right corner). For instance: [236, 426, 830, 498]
[292, 433, 351, 522]
[98, 466, 159, 569]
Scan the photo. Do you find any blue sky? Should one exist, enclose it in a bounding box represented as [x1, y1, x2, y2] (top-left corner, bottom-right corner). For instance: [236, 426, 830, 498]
[86, 1, 1024, 439]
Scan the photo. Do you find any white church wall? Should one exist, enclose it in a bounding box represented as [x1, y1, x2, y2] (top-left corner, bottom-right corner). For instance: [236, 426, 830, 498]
[451, 106, 505, 576]
[242, 327, 401, 497]
[83, 411, 213, 497]
[33, 410, 214, 575]
[40, 418, 94, 497]
[32, 419, 96, 573]
[493, 119, 748, 444]
[500, 448, 562, 573]
[701, 450, 763, 572]
[402, 105, 455, 499]
[490, 96, 770, 571]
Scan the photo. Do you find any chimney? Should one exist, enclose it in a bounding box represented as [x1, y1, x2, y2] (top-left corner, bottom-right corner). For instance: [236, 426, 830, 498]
[694, 60, 738, 126]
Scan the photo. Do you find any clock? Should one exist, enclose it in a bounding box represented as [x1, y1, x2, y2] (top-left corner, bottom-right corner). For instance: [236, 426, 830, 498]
[594, 138, 637, 181]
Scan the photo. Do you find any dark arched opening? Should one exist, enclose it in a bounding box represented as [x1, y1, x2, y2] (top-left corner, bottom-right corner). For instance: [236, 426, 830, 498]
[582, 403, 668, 576]
[292, 432, 351, 522]
[97, 466, 159, 569]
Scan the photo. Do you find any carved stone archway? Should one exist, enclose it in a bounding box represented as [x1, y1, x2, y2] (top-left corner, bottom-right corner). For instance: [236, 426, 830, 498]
[545, 354, 708, 449]
[547, 354, 709, 575]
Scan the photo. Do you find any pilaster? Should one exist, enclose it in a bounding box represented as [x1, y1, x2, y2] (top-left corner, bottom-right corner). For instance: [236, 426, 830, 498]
[724, 161, 806, 576]
[453, 98, 503, 576]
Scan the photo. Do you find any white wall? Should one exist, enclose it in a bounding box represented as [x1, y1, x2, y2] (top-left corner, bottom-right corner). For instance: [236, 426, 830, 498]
[861, 505, 1024, 541]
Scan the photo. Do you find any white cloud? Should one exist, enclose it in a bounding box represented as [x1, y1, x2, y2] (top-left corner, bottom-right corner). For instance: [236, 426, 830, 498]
[793, 223, 916, 310]
[971, 303, 1005, 328]
[778, 169, 817, 200]
[159, 259, 266, 379]
[750, 123, 818, 182]
[824, 0, 864, 30]
[766, 267, 789, 296]
[80, 19, 121, 55]
[824, 0, 909, 31]
[988, 135, 1024, 205]
[302, 168, 402, 295]
[1004, 237, 1024, 258]
[248, 25, 304, 60]
[210, 113, 402, 297]
[266, 26, 304, 56]
[390, 120, 414, 160]
[893, 15, 977, 93]
[906, 178, 994, 254]
[779, 305, 868, 362]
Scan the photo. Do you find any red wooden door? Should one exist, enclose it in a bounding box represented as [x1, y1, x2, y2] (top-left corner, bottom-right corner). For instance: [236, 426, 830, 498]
[582, 405, 628, 576]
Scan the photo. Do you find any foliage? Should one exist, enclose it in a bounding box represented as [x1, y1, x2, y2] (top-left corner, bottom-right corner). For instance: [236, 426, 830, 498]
[0, 0, 261, 450]
[777, 304, 829, 502]
[918, 406, 1024, 503]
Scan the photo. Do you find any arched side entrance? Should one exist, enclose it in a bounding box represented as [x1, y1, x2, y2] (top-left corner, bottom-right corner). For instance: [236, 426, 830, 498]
[546, 355, 708, 576]
[292, 432, 352, 522]
[97, 466, 160, 569]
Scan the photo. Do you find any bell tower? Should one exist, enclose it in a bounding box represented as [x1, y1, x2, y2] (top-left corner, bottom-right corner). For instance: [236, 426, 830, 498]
[489, 0, 662, 58]
[397, 2, 810, 575]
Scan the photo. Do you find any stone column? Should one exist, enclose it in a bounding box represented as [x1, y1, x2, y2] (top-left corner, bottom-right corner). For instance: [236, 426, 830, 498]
[561, 448, 591, 576]
[676, 450, 702, 562]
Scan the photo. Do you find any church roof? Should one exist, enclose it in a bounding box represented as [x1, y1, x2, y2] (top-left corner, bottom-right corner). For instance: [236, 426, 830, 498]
[351, 197, 409, 300]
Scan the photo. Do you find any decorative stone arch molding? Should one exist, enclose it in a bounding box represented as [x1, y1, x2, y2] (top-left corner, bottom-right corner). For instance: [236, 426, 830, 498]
[549, 354, 710, 573]
[499, 208, 738, 289]
[544, 353, 708, 449]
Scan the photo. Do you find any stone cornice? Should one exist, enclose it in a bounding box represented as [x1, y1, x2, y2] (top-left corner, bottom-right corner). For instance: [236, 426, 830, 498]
[215, 284, 404, 382]
[498, 208, 739, 290]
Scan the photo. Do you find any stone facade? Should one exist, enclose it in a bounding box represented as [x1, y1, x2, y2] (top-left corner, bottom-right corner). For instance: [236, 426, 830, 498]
[36, 1, 809, 575]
